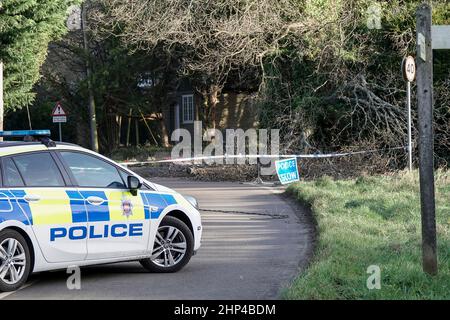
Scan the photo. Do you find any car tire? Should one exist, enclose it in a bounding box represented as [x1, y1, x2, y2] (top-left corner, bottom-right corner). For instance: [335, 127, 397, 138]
[140, 216, 194, 273]
[0, 229, 32, 292]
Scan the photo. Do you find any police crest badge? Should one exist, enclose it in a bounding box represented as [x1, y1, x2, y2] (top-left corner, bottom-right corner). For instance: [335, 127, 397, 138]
[121, 198, 134, 218]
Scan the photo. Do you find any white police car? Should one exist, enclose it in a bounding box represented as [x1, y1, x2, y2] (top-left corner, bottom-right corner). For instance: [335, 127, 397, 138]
[0, 130, 202, 292]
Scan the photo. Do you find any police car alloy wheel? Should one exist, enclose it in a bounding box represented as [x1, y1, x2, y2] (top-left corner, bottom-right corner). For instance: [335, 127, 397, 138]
[0, 230, 31, 292]
[140, 216, 194, 273]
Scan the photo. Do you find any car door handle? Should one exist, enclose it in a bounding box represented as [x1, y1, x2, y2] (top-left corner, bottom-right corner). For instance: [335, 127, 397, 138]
[86, 196, 105, 206]
[24, 194, 41, 202]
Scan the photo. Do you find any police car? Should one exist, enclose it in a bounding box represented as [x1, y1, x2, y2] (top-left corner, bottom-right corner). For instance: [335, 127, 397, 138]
[0, 130, 202, 292]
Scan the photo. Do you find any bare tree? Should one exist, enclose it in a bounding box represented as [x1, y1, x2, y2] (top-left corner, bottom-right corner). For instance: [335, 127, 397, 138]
[97, 0, 306, 128]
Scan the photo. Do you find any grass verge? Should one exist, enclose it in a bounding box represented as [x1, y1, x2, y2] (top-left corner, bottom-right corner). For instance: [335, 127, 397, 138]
[284, 171, 450, 300]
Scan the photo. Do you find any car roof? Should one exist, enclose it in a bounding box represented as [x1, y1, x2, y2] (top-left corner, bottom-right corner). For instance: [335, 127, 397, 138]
[0, 141, 88, 157]
[0, 141, 77, 148]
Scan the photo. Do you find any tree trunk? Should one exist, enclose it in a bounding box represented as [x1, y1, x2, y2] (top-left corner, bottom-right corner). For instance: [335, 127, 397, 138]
[201, 91, 210, 128]
[135, 118, 139, 146]
[126, 108, 132, 147]
[82, 3, 99, 152]
[159, 117, 170, 147]
[104, 106, 120, 153]
[209, 85, 220, 129]
[75, 113, 90, 148]
[117, 115, 122, 146]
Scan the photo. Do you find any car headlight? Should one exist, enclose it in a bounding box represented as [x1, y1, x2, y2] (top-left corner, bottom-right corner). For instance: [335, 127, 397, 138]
[184, 195, 199, 209]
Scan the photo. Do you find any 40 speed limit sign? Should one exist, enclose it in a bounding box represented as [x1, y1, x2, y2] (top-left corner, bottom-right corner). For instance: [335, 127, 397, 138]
[402, 56, 416, 82]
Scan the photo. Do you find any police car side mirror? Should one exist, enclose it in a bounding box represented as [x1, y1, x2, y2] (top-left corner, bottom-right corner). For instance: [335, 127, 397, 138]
[127, 176, 142, 196]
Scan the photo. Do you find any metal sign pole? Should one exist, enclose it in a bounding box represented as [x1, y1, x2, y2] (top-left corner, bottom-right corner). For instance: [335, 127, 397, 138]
[402, 56, 416, 171]
[407, 81, 413, 171]
[59, 123, 62, 142]
[416, 3, 438, 276]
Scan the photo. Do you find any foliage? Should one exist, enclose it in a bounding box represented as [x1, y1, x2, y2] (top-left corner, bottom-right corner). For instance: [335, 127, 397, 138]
[259, 0, 450, 169]
[28, 2, 178, 151]
[285, 171, 450, 299]
[0, 0, 76, 110]
[6, 0, 450, 168]
[96, 0, 450, 164]
[97, 0, 307, 127]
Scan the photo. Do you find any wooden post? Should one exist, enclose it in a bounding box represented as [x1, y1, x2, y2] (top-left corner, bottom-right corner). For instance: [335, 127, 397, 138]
[126, 109, 132, 147]
[117, 115, 122, 146]
[416, 3, 438, 276]
[26, 105, 32, 130]
[138, 108, 159, 146]
[135, 118, 139, 146]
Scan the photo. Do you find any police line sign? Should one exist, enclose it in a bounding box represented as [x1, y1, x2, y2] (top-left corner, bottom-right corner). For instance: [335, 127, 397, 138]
[275, 158, 299, 185]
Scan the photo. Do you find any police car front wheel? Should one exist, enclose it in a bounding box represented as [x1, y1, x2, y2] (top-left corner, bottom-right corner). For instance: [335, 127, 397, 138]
[140, 216, 194, 273]
[0, 230, 32, 292]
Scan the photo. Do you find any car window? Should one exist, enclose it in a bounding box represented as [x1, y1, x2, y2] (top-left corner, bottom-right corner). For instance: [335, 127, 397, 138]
[3, 158, 25, 187]
[119, 169, 130, 185]
[60, 152, 126, 189]
[118, 169, 151, 190]
[12, 153, 65, 187]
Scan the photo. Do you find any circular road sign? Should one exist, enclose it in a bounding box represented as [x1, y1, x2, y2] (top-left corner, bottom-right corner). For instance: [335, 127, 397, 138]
[402, 56, 416, 82]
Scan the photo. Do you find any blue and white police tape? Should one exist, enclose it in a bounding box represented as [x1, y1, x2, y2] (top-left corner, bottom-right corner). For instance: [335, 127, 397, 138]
[119, 146, 407, 166]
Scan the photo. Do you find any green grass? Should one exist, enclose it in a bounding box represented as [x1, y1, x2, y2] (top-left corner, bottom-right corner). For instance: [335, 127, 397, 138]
[284, 171, 450, 300]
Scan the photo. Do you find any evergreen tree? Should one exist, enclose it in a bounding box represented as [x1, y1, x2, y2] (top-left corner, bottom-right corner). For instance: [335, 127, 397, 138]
[0, 0, 76, 110]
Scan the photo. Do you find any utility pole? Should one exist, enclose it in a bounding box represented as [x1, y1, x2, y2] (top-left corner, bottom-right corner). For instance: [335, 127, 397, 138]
[81, 3, 99, 152]
[0, 61, 3, 141]
[416, 3, 438, 276]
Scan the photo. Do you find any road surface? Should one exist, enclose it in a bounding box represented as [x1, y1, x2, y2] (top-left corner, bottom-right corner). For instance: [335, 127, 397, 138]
[4, 178, 314, 300]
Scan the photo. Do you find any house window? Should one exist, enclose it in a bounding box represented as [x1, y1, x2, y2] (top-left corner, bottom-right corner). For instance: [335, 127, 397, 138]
[182, 94, 194, 123]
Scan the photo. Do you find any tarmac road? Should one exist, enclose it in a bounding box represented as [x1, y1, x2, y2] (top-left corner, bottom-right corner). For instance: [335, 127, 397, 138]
[3, 178, 314, 300]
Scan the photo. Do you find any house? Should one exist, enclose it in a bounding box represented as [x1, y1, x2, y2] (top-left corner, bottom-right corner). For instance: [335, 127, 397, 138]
[164, 83, 259, 142]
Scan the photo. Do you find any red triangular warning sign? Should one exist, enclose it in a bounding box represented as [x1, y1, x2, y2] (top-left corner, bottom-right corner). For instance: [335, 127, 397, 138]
[52, 103, 67, 116]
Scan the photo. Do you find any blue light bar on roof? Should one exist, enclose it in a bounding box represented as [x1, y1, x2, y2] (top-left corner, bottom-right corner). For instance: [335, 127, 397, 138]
[0, 130, 51, 137]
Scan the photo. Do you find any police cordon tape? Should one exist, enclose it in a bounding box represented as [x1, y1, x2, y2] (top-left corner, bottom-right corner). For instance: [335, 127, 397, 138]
[119, 146, 406, 220]
[119, 146, 407, 167]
